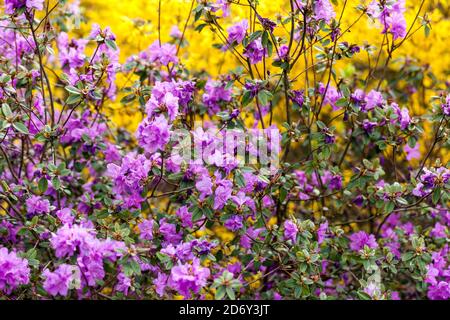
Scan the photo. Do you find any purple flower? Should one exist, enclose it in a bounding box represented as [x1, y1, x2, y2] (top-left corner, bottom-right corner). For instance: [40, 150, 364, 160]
[364, 90, 384, 111]
[329, 175, 343, 191]
[392, 103, 411, 129]
[404, 143, 420, 161]
[428, 282, 450, 300]
[115, 272, 132, 296]
[214, 0, 230, 17]
[442, 94, 450, 116]
[50, 224, 93, 258]
[196, 175, 213, 200]
[291, 89, 304, 107]
[146, 92, 180, 122]
[89, 23, 116, 41]
[412, 167, 450, 197]
[257, 15, 277, 33]
[56, 208, 74, 225]
[385, 12, 407, 39]
[319, 83, 342, 111]
[362, 119, 378, 133]
[26, 195, 50, 218]
[364, 282, 381, 298]
[136, 115, 171, 154]
[425, 246, 450, 299]
[43, 264, 80, 297]
[160, 220, 182, 245]
[214, 181, 233, 210]
[77, 250, 105, 286]
[243, 39, 267, 64]
[170, 25, 182, 39]
[284, 220, 298, 242]
[317, 221, 329, 244]
[138, 219, 154, 241]
[107, 152, 152, 208]
[349, 231, 378, 251]
[0, 247, 30, 294]
[227, 20, 248, 44]
[57, 32, 87, 70]
[430, 222, 447, 239]
[176, 206, 193, 228]
[314, 0, 336, 23]
[224, 215, 243, 232]
[202, 80, 232, 114]
[5, 0, 44, 14]
[169, 258, 210, 297]
[148, 41, 178, 66]
[368, 0, 406, 39]
[153, 272, 168, 297]
[277, 45, 289, 61]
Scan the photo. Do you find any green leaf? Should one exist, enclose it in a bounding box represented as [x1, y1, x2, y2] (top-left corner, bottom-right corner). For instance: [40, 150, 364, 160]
[105, 39, 118, 51]
[13, 122, 29, 135]
[401, 252, 415, 262]
[65, 86, 81, 95]
[316, 120, 326, 129]
[226, 287, 236, 300]
[215, 286, 226, 300]
[384, 201, 395, 214]
[38, 178, 48, 193]
[262, 31, 269, 47]
[432, 187, 441, 205]
[357, 291, 372, 300]
[2, 103, 12, 117]
[242, 91, 254, 106]
[257, 90, 273, 106]
[52, 177, 61, 190]
[66, 94, 82, 105]
[335, 97, 347, 107]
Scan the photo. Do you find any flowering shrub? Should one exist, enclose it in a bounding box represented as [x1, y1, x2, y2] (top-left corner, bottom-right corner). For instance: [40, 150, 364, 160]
[0, 0, 449, 300]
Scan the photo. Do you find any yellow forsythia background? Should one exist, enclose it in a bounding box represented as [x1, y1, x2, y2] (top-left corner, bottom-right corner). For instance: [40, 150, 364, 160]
[77, 0, 449, 127]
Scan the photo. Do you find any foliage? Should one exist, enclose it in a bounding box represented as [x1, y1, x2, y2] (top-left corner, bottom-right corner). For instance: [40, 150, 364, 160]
[0, 0, 449, 300]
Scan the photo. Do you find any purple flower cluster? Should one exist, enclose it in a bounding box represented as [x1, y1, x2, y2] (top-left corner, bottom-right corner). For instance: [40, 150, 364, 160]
[43, 264, 80, 297]
[368, 0, 407, 40]
[227, 20, 248, 44]
[50, 222, 125, 289]
[147, 41, 179, 66]
[426, 245, 450, 300]
[26, 195, 50, 218]
[349, 231, 378, 251]
[244, 39, 267, 64]
[413, 167, 450, 197]
[107, 153, 152, 208]
[0, 247, 30, 294]
[4, 0, 43, 14]
[314, 0, 336, 23]
[168, 258, 210, 297]
[202, 80, 233, 114]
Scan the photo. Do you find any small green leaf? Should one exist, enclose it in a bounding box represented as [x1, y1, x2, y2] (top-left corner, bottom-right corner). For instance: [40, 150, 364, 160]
[2, 103, 12, 117]
[65, 86, 81, 95]
[105, 39, 118, 51]
[66, 94, 82, 105]
[226, 287, 236, 300]
[432, 187, 441, 205]
[13, 122, 29, 135]
[215, 286, 226, 300]
[38, 178, 48, 193]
